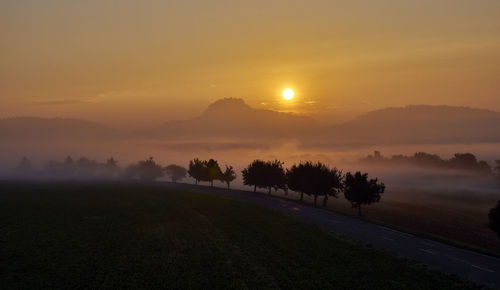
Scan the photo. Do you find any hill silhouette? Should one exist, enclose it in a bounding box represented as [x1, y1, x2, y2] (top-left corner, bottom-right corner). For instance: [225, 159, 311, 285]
[0, 117, 121, 141]
[326, 105, 500, 145]
[2, 102, 500, 145]
[143, 98, 318, 140]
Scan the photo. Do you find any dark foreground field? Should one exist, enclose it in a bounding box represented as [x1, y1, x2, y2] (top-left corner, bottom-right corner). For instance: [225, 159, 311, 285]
[0, 182, 484, 289]
[262, 185, 500, 254]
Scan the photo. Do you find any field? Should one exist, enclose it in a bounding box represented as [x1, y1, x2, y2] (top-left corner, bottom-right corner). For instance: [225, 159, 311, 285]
[0, 181, 484, 289]
[267, 184, 500, 255]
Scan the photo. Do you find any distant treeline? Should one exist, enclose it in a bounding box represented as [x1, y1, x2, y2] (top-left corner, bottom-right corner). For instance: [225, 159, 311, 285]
[361, 151, 500, 174]
[14, 156, 190, 183]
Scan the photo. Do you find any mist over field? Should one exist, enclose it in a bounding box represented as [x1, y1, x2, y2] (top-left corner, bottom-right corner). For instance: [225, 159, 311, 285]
[2, 133, 499, 193]
[1, 101, 499, 191]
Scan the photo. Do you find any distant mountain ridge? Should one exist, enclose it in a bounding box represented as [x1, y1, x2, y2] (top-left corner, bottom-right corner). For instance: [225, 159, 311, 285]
[2, 101, 500, 145]
[0, 117, 120, 140]
[143, 98, 318, 139]
[328, 105, 500, 144]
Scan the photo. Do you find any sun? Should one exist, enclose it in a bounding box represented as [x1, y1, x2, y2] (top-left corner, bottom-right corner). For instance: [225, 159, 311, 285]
[282, 88, 294, 100]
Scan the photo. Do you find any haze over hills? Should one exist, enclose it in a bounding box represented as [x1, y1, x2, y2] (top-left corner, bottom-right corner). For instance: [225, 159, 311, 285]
[0, 117, 120, 141]
[143, 98, 318, 140]
[325, 105, 500, 145]
[2, 100, 500, 146]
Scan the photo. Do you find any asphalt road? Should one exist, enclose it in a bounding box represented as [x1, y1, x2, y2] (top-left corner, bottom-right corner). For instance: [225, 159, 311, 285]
[163, 182, 500, 288]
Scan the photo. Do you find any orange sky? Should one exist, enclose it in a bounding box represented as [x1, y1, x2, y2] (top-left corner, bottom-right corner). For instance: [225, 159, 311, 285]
[1, 0, 500, 128]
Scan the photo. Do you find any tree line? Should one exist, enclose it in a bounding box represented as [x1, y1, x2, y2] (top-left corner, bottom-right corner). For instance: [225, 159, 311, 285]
[10, 155, 500, 237]
[240, 159, 384, 216]
[362, 151, 497, 174]
[14, 156, 188, 183]
[187, 158, 384, 216]
[13, 156, 384, 216]
[187, 158, 236, 188]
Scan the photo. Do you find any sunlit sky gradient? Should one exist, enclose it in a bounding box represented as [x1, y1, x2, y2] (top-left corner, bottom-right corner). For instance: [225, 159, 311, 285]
[1, 0, 500, 128]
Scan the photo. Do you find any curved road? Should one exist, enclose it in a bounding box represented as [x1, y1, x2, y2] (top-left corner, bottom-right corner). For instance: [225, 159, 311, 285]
[163, 182, 500, 288]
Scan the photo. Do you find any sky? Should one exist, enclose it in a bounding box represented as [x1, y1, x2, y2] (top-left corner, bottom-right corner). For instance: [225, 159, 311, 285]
[1, 0, 500, 128]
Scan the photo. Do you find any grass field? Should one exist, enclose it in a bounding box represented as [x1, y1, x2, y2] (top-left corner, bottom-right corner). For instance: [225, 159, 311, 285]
[0, 181, 485, 289]
[260, 185, 500, 255]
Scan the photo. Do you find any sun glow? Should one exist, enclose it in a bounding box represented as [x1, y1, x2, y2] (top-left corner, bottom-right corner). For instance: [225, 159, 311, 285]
[282, 89, 294, 100]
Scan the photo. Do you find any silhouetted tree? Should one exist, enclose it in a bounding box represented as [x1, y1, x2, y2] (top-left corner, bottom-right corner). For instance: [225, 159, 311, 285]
[270, 160, 287, 194]
[288, 162, 342, 206]
[318, 165, 343, 207]
[188, 158, 205, 185]
[413, 152, 445, 168]
[344, 172, 385, 216]
[125, 157, 163, 181]
[448, 153, 491, 173]
[242, 160, 267, 192]
[287, 163, 307, 201]
[76, 157, 93, 167]
[220, 165, 236, 189]
[164, 164, 187, 183]
[489, 201, 500, 239]
[266, 160, 286, 195]
[362, 151, 388, 165]
[362, 151, 493, 174]
[242, 159, 285, 195]
[204, 159, 222, 187]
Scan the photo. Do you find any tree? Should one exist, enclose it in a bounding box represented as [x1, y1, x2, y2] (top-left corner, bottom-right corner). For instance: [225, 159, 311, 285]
[317, 165, 343, 207]
[188, 158, 205, 185]
[242, 160, 267, 192]
[413, 152, 445, 168]
[448, 153, 491, 173]
[164, 164, 187, 183]
[220, 166, 236, 189]
[242, 160, 285, 195]
[287, 162, 342, 206]
[344, 171, 385, 216]
[268, 160, 287, 195]
[204, 159, 222, 187]
[126, 157, 163, 181]
[489, 201, 500, 239]
[287, 163, 307, 201]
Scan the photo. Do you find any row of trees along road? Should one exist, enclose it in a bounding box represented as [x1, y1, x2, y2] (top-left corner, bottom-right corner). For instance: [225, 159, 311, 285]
[122, 158, 191, 182]
[242, 160, 385, 216]
[188, 158, 236, 188]
[12, 155, 500, 237]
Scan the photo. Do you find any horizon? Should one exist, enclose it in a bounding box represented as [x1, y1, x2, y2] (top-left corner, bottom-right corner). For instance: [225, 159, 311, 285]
[2, 1, 500, 128]
[3, 97, 500, 129]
